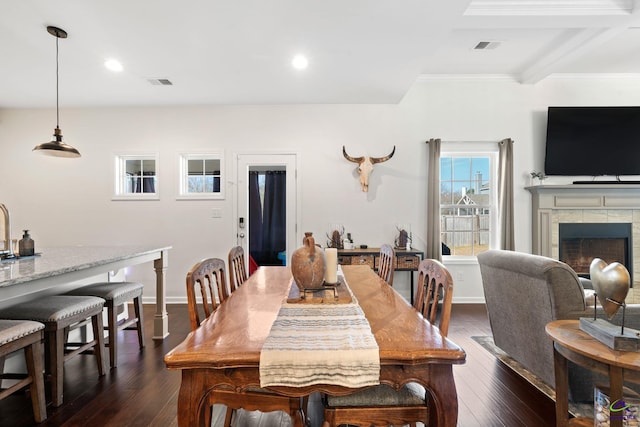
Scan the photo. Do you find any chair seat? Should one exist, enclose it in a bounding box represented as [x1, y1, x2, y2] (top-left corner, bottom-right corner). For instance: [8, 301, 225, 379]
[0, 319, 47, 423]
[66, 281, 145, 369]
[326, 383, 425, 407]
[0, 296, 105, 323]
[66, 282, 144, 305]
[0, 320, 45, 345]
[0, 295, 107, 408]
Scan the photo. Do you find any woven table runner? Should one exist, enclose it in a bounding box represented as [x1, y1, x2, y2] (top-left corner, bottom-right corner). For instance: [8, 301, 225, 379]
[259, 268, 380, 388]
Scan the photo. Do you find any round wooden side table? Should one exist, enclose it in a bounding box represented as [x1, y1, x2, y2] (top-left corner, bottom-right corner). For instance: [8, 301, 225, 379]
[546, 319, 640, 427]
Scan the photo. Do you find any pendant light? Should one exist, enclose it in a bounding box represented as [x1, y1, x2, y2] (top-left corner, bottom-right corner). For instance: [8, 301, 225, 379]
[33, 26, 81, 158]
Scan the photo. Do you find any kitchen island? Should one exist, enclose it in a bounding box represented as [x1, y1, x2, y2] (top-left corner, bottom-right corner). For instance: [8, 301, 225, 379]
[0, 245, 171, 340]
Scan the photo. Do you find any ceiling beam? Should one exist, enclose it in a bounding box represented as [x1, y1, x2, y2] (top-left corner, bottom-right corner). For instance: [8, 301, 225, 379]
[518, 26, 628, 83]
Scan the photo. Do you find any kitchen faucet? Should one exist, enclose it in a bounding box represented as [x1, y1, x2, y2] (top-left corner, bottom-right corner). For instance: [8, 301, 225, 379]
[0, 203, 14, 258]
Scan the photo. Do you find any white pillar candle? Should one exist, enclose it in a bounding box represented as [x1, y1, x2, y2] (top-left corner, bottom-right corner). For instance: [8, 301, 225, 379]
[325, 248, 338, 284]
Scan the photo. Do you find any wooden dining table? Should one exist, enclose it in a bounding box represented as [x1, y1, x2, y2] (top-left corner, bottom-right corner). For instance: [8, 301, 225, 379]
[164, 265, 466, 427]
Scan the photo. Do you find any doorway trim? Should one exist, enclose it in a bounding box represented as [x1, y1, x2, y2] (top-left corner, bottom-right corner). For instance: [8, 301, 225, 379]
[233, 152, 299, 269]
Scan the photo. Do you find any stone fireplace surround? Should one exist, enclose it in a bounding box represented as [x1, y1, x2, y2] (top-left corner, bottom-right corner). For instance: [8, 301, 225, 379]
[527, 184, 640, 302]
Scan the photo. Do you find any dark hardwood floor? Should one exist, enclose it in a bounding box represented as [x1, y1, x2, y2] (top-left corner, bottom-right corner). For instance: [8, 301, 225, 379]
[0, 304, 556, 426]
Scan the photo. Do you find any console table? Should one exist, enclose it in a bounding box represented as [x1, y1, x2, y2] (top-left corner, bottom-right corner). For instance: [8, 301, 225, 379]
[337, 247, 424, 303]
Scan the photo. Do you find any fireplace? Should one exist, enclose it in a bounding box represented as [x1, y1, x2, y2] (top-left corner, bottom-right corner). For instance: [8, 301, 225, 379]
[559, 223, 632, 282]
[527, 185, 640, 299]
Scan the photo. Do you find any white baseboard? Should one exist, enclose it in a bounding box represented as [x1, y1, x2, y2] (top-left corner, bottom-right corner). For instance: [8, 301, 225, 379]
[142, 296, 188, 305]
[142, 296, 487, 305]
[452, 297, 486, 304]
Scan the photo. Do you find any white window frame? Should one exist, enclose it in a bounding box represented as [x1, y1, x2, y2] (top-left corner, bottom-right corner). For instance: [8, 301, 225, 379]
[113, 153, 160, 200]
[177, 152, 225, 200]
[440, 141, 498, 260]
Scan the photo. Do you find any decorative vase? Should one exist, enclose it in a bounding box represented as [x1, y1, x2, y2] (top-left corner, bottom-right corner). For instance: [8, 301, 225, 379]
[18, 230, 34, 256]
[291, 232, 327, 290]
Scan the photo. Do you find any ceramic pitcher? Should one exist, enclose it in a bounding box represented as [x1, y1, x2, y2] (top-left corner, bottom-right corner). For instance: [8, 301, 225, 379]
[291, 232, 326, 290]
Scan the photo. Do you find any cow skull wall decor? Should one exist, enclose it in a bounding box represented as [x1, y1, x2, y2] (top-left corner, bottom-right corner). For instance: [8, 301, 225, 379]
[342, 145, 396, 192]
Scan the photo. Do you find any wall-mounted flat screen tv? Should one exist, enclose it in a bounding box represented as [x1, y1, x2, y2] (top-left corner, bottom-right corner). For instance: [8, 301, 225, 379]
[544, 106, 640, 176]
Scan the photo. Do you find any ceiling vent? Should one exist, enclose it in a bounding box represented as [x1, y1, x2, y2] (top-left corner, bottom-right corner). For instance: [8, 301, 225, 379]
[147, 78, 173, 86]
[473, 41, 501, 50]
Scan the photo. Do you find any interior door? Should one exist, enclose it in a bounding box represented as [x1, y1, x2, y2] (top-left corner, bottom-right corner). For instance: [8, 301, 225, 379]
[236, 153, 298, 270]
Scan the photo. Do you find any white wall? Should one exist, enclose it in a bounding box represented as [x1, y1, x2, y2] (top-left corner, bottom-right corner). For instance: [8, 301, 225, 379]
[2, 75, 640, 305]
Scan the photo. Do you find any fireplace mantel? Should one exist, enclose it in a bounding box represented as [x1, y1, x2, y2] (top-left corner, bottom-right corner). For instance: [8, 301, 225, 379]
[527, 184, 640, 288]
[526, 184, 640, 296]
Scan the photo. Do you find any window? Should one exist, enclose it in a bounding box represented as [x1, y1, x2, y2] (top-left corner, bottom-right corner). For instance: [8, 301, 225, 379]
[440, 144, 497, 257]
[113, 153, 159, 200]
[178, 153, 224, 199]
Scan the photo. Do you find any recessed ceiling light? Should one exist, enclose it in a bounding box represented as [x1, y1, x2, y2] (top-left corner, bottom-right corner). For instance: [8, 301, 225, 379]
[104, 58, 123, 72]
[292, 54, 308, 70]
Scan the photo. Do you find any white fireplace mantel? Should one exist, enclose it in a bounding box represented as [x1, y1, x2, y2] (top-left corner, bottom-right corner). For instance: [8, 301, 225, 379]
[527, 184, 640, 287]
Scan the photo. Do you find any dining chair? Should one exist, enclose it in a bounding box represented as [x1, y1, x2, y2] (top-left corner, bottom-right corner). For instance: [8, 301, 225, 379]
[185, 257, 304, 427]
[0, 320, 47, 423]
[228, 246, 248, 293]
[377, 244, 395, 286]
[186, 258, 230, 331]
[321, 258, 454, 427]
[66, 281, 145, 369]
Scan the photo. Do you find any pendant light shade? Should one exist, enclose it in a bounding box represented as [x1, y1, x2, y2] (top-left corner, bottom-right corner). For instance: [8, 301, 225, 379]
[33, 26, 81, 158]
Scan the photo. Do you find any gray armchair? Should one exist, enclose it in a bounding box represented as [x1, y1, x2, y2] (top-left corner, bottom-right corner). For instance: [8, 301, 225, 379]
[477, 249, 640, 402]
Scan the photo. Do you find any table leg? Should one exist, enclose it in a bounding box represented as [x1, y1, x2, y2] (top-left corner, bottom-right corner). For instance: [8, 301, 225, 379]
[608, 366, 624, 427]
[425, 365, 458, 427]
[153, 250, 169, 340]
[177, 371, 209, 427]
[553, 345, 569, 427]
[293, 396, 306, 427]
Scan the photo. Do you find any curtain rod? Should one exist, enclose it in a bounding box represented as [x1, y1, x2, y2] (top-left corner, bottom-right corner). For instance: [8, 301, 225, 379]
[425, 138, 514, 144]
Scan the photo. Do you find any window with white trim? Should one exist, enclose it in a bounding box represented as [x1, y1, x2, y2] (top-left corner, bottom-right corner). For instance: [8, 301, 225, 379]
[113, 153, 159, 200]
[440, 143, 497, 257]
[178, 153, 224, 199]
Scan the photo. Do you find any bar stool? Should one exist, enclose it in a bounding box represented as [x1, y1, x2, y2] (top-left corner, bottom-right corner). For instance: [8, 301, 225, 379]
[66, 281, 145, 369]
[0, 295, 107, 407]
[0, 320, 47, 423]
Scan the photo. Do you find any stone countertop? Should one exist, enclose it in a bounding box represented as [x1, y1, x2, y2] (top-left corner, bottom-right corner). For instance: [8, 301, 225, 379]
[0, 245, 171, 287]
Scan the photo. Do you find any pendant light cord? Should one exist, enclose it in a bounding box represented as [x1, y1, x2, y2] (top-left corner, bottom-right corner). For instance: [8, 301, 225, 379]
[34, 26, 80, 157]
[56, 32, 60, 129]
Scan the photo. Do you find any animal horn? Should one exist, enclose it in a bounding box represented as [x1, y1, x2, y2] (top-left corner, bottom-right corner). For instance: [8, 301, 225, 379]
[342, 146, 364, 163]
[370, 146, 396, 164]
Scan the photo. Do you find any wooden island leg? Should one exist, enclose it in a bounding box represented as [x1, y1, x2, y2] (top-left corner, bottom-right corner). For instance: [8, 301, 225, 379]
[153, 250, 169, 340]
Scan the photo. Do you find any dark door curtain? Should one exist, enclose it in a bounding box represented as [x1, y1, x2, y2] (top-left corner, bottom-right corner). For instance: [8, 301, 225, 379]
[261, 171, 286, 265]
[249, 171, 263, 265]
[249, 171, 286, 266]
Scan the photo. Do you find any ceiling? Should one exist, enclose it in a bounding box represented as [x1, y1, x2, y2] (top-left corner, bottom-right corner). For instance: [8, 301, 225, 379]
[2, 0, 640, 108]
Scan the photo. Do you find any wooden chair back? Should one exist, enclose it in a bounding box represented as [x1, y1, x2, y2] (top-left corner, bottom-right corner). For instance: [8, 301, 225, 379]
[322, 259, 455, 426]
[186, 258, 229, 331]
[378, 244, 395, 286]
[228, 246, 248, 293]
[413, 258, 454, 336]
[185, 256, 303, 425]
